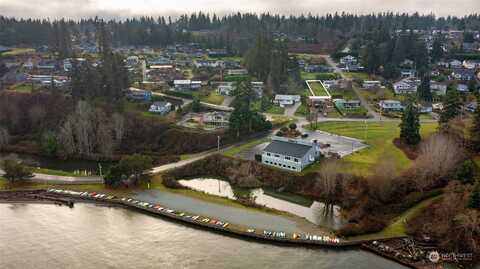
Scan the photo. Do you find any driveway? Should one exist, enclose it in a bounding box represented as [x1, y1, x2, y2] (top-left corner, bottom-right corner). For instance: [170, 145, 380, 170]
[321, 55, 381, 120]
[284, 102, 301, 117]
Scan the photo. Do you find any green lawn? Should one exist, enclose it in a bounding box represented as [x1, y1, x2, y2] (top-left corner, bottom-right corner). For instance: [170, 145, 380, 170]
[307, 81, 330, 97]
[222, 137, 270, 157]
[1, 48, 35, 56]
[32, 168, 92, 177]
[266, 105, 285, 115]
[9, 83, 35, 93]
[309, 121, 438, 176]
[295, 103, 307, 116]
[200, 91, 225, 105]
[344, 72, 371, 81]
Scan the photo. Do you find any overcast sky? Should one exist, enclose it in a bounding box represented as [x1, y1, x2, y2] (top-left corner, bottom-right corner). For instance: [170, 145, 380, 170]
[0, 0, 478, 19]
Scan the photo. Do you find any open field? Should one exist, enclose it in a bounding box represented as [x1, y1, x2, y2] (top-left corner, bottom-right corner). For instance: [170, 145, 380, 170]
[8, 83, 36, 93]
[309, 121, 438, 176]
[306, 80, 330, 97]
[222, 137, 270, 157]
[201, 91, 225, 105]
[0, 48, 35, 56]
[343, 72, 371, 81]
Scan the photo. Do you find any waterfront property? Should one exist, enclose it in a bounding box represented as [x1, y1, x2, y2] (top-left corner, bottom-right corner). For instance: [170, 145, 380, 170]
[261, 136, 320, 172]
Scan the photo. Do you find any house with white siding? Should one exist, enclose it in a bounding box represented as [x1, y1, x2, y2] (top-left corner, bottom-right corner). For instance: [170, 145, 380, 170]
[262, 137, 320, 172]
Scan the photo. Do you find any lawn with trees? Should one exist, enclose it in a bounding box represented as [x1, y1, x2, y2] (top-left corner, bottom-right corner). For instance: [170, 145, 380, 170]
[310, 121, 437, 176]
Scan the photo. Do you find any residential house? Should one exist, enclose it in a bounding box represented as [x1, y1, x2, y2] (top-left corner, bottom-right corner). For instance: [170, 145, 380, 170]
[340, 55, 357, 65]
[274, 95, 301, 107]
[194, 60, 222, 69]
[217, 82, 236, 96]
[201, 112, 230, 128]
[400, 69, 416, 78]
[362, 80, 382, 89]
[378, 100, 403, 112]
[251, 81, 264, 98]
[148, 101, 172, 115]
[451, 68, 475, 81]
[126, 87, 152, 102]
[174, 80, 202, 91]
[457, 83, 469, 92]
[449, 59, 463, 69]
[226, 69, 248, 76]
[126, 56, 140, 67]
[430, 81, 448, 95]
[323, 80, 338, 89]
[334, 99, 361, 110]
[207, 49, 228, 58]
[262, 136, 320, 172]
[463, 60, 480, 70]
[393, 78, 420, 94]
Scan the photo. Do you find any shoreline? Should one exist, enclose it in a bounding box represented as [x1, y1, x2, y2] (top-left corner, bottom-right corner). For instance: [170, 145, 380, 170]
[0, 189, 440, 268]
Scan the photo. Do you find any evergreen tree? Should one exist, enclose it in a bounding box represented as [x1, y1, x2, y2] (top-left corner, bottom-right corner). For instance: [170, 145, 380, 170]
[439, 85, 462, 125]
[468, 184, 480, 209]
[418, 74, 432, 102]
[399, 98, 421, 145]
[430, 37, 444, 63]
[470, 98, 480, 152]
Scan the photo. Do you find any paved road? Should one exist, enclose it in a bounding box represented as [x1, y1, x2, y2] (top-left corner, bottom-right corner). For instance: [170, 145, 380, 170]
[0, 169, 103, 184]
[321, 55, 381, 120]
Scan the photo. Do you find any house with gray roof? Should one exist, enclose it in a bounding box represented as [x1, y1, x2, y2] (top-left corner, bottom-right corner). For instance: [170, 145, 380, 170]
[261, 137, 320, 172]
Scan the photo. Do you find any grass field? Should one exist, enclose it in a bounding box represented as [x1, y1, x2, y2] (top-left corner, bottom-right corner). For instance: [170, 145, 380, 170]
[200, 91, 225, 105]
[8, 83, 35, 93]
[1, 48, 35, 56]
[295, 103, 307, 116]
[344, 72, 370, 81]
[307, 81, 330, 97]
[266, 105, 285, 115]
[222, 137, 270, 157]
[310, 121, 438, 176]
[32, 168, 92, 177]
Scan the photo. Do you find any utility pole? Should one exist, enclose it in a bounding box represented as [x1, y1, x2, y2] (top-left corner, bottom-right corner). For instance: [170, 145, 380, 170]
[217, 135, 221, 151]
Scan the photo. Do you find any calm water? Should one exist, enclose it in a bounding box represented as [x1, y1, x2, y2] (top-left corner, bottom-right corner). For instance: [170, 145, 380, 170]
[0, 203, 408, 269]
[178, 178, 344, 229]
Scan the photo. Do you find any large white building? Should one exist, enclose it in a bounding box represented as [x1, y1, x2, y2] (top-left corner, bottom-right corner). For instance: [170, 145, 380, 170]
[262, 137, 320, 172]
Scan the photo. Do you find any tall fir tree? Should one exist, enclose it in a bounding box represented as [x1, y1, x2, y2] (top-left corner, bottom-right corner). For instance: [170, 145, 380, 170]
[439, 85, 462, 126]
[399, 98, 421, 145]
[418, 74, 432, 102]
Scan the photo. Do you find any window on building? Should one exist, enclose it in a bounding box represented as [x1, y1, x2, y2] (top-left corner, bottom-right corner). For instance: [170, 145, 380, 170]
[294, 158, 299, 162]
[285, 156, 291, 160]
[274, 154, 280, 158]
[266, 153, 271, 156]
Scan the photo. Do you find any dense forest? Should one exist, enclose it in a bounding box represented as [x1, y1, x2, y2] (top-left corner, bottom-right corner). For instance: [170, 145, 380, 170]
[1, 13, 480, 49]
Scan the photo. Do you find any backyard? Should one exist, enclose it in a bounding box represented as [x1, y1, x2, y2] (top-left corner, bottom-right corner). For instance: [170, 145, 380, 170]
[309, 121, 438, 176]
[306, 80, 330, 97]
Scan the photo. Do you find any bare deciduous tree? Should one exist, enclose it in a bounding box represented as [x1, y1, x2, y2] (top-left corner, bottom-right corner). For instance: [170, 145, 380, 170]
[368, 156, 397, 202]
[412, 133, 465, 191]
[315, 161, 340, 204]
[454, 210, 480, 253]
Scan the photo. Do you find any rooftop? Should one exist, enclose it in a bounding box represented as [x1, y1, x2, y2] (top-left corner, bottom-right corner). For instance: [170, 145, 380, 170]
[263, 140, 313, 158]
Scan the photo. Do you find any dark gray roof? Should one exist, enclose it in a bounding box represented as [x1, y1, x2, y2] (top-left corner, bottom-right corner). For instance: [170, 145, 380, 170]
[263, 140, 312, 158]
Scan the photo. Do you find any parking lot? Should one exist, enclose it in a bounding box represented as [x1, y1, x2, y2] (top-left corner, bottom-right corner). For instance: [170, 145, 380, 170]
[235, 129, 367, 161]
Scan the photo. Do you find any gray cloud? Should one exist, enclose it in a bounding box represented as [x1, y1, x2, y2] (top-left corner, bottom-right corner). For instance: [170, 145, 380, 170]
[0, 0, 478, 19]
